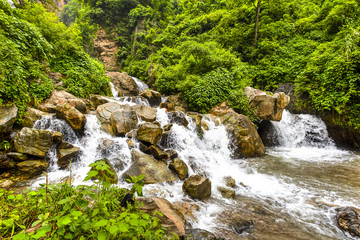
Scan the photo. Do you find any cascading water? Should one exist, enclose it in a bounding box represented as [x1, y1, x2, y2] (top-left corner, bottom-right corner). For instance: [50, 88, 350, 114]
[31, 78, 360, 239]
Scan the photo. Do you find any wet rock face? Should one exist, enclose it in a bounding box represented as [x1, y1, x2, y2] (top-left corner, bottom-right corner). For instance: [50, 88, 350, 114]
[107, 72, 138, 96]
[139, 90, 161, 107]
[169, 158, 188, 180]
[244, 86, 290, 121]
[138, 197, 186, 237]
[0, 153, 16, 169]
[168, 111, 189, 127]
[132, 105, 157, 122]
[123, 150, 178, 184]
[210, 103, 265, 158]
[17, 160, 49, 178]
[57, 142, 80, 169]
[336, 207, 360, 237]
[183, 175, 211, 200]
[56, 103, 87, 132]
[22, 108, 52, 128]
[89, 94, 109, 110]
[0, 104, 17, 137]
[110, 106, 138, 137]
[137, 122, 163, 145]
[39, 90, 87, 114]
[14, 128, 53, 158]
[257, 120, 280, 146]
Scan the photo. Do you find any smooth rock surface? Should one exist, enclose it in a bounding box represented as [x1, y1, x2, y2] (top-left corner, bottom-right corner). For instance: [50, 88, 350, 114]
[132, 105, 157, 122]
[110, 105, 138, 136]
[0, 104, 17, 137]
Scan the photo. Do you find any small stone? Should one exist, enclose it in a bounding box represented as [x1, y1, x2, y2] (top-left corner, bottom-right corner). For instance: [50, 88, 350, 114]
[126, 139, 135, 148]
[52, 132, 64, 143]
[0, 179, 14, 188]
[183, 175, 211, 200]
[224, 176, 236, 188]
[163, 124, 173, 132]
[169, 158, 188, 180]
[165, 149, 178, 160]
[149, 145, 169, 161]
[217, 186, 235, 199]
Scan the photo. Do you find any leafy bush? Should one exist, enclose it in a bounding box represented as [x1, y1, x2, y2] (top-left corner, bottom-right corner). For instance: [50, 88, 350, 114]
[0, 161, 167, 239]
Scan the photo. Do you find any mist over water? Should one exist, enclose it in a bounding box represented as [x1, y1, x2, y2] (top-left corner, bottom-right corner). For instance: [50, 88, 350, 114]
[32, 81, 360, 239]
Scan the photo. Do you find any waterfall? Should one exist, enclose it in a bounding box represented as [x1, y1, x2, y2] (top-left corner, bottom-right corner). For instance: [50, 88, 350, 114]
[30, 78, 360, 239]
[131, 76, 148, 91]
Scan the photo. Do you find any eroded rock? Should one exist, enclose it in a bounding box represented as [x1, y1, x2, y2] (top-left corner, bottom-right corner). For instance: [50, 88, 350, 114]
[39, 90, 87, 113]
[169, 158, 188, 180]
[132, 105, 157, 122]
[14, 128, 53, 158]
[0, 104, 17, 137]
[57, 142, 80, 169]
[123, 150, 178, 184]
[110, 105, 138, 137]
[56, 103, 86, 132]
[183, 175, 211, 200]
[139, 90, 162, 107]
[22, 107, 52, 128]
[17, 160, 49, 178]
[107, 72, 138, 96]
[137, 122, 163, 145]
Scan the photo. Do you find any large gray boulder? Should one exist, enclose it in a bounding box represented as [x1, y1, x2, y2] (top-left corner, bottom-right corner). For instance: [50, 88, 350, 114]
[132, 105, 157, 122]
[123, 150, 178, 184]
[244, 87, 290, 121]
[56, 103, 86, 132]
[183, 175, 211, 200]
[39, 90, 87, 113]
[110, 105, 138, 136]
[210, 103, 265, 158]
[95, 102, 122, 135]
[0, 104, 17, 137]
[139, 89, 162, 107]
[137, 122, 163, 145]
[14, 127, 53, 158]
[106, 72, 138, 96]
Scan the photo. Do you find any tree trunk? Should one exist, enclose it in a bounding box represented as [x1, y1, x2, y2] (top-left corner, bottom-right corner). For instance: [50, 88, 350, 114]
[254, 0, 261, 47]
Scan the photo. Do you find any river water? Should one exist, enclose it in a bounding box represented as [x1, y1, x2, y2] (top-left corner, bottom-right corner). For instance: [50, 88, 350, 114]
[32, 81, 360, 239]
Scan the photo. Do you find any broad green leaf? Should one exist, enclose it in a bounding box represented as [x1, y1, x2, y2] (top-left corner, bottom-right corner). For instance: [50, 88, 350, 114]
[94, 219, 108, 227]
[98, 231, 108, 240]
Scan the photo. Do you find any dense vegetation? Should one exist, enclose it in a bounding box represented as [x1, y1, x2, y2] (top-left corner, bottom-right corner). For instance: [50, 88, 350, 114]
[0, 161, 167, 239]
[62, 0, 360, 129]
[0, 0, 111, 121]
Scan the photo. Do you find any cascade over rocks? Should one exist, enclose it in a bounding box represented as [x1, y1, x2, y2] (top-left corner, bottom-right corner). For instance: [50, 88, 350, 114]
[138, 197, 185, 237]
[22, 108, 52, 128]
[39, 90, 87, 114]
[183, 175, 211, 200]
[244, 86, 290, 121]
[148, 145, 168, 161]
[56, 103, 87, 132]
[137, 122, 163, 145]
[138, 89, 161, 107]
[14, 127, 53, 158]
[89, 94, 110, 109]
[336, 207, 360, 237]
[0, 104, 17, 137]
[210, 102, 265, 158]
[106, 72, 138, 95]
[110, 105, 138, 137]
[168, 111, 189, 127]
[123, 150, 178, 184]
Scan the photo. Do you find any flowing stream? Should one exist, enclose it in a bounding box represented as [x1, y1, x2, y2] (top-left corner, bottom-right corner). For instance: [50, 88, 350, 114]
[32, 80, 360, 239]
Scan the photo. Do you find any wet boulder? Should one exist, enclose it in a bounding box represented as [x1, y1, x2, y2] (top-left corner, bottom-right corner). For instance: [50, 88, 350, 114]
[110, 105, 138, 137]
[169, 158, 188, 180]
[224, 176, 236, 188]
[22, 107, 52, 128]
[106, 72, 138, 96]
[168, 111, 189, 127]
[0, 153, 16, 169]
[123, 150, 178, 184]
[210, 103, 265, 158]
[137, 122, 163, 145]
[148, 145, 168, 161]
[95, 102, 122, 135]
[52, 132, 64, 143]
[90, 158, 118, 184]
[183, 175, 211, 200]
[167, 94, 188, 112]
[56, 103, 86, 132]
[0, 104, 17, 137]
[160, 102, 175, 112]
[217, 187, 235, 199]
[14, 128, 53, 158]
[139, 89, 162, 107]
[165, 149, 178, 160]
[57, 142, 80, 169]
[17, 160, 49, 178]
[336, 207, 360, 237]
[89, 94, 109, 110]
[138, 197, 185, 237]
[39, 90, 87, 113]
[244, 86, 290, 121]
[7, 152, 28, 162]
[132, 105, 157, 122]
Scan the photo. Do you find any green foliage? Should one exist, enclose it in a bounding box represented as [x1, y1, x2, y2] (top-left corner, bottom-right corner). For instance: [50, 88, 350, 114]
[0, 166, 165, 239]
[0, 0, 110, 122]
[0, 140, 11, 151]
